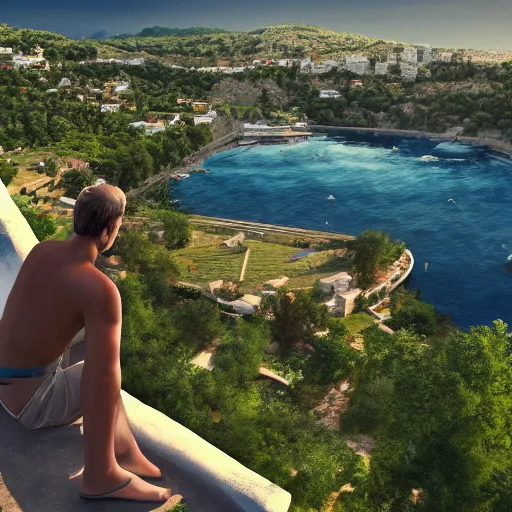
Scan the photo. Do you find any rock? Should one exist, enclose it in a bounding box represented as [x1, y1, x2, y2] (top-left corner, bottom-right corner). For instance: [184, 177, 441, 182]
[266, 276, 289, 288]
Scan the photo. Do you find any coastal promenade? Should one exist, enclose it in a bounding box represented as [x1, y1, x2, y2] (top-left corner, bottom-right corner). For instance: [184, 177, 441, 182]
[127, 129, 243, 198]
[188, 215, 354, 240]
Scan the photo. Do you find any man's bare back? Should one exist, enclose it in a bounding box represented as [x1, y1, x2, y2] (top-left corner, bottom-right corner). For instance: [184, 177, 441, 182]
[0, 240, 99, 368]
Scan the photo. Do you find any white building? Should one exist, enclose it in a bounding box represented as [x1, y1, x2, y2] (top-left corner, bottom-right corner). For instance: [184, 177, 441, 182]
[375, 62, 389, 75]
[101, 104, 121, 113]
[319, 90, 342, 99]
[0, 47, 13, 55]
[299, 57, 313, 71]
[402, 47, 418, 63]
[344, 55, 371, 75]
[400, 62, 418, 81]
[194, 111, 217, 125]
[319, 272, 353, 294]
[417, 46, 434, 65]
[438, 52, 453, 63]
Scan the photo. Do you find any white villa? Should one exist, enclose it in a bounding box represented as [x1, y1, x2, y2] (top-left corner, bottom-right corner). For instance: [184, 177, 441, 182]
[319, 90, 342, 99]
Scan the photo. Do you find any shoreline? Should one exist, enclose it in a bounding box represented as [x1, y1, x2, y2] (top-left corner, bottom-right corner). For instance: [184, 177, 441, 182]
[311, 125, 512, 158]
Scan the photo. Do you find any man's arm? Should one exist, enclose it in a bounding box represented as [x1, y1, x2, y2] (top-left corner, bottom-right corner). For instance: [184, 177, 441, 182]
[80, 271, 123, 472]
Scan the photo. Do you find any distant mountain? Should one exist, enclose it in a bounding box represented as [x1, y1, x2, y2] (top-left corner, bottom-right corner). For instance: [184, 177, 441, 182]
[89, 29, 111, 40]
[110, 26, 229, 39]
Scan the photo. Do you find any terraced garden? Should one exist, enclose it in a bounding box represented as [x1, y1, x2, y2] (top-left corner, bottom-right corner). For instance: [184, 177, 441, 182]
[174, 231, 349, 292]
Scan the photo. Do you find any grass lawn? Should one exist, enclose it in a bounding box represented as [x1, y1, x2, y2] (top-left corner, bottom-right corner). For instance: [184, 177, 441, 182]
[7, 150, 65, 195]
[174, 231, 349, 292]
[338, 313, 375, 334]
[50, 217, 73, 241]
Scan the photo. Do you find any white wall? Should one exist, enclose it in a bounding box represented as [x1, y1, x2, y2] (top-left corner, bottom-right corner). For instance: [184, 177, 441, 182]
[0, 181, 38, 318]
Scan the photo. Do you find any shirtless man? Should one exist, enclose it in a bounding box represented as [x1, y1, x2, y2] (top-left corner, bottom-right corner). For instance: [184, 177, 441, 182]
[0, 185, 174, 503]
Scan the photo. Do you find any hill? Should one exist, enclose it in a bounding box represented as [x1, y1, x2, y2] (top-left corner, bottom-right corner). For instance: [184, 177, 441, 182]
[112, 26, 229, 39]
[102, 23, 396, 64]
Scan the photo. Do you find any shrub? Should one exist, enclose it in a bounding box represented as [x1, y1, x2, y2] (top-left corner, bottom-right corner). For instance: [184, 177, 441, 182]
[308, 330, 358, 385]
[387, 289, 438, 335]
[60, 168, 97, 198]
[153, 210, 191, 250]
[262, 289, 328, 349]
[0, 159, 18, 186]
[45, 158, 58, 177]
[11, 195, 57, 241]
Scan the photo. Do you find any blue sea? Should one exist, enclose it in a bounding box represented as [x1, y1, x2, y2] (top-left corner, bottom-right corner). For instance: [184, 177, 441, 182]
[173, 131, 512, 329]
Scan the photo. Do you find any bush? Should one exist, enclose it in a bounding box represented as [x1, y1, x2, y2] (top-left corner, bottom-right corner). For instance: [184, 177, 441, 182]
[172, 297, 223, 350]
[45, 158, 58, 177]
[153, 210, 191, 250]
[60, 168, 98, 198]
[0, 159, 18, 186]
[387, 289, 438, 335]
[11, 195, 57, 241]
[262, 289, 328, 349]
[308, 330, 358, 385]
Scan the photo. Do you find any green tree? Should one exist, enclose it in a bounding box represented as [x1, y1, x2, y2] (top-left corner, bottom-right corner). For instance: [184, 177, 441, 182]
[153, 210, 191, 250]
[262, 289, 328, 349]
[60, 168, 97, 198]
[172, 298, 223, 351]
[112, 230, 180, 284]
[45, 158, 58, 178]
[308, 329, 359, 385]
[387, 289, 438, 335]
[0, 159, 18, 186]
[352, 230, 404, 289]
[11, 195, 57, 241]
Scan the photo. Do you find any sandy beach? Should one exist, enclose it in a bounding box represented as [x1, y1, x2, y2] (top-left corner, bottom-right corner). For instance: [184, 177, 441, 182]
[311, 125, 512, 158]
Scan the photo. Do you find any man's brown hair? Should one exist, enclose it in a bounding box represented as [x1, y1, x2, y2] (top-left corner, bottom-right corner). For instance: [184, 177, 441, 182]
[73, 184, 126, 238]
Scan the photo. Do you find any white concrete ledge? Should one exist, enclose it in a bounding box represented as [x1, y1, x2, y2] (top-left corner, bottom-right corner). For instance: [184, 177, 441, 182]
[0, 180, 292, 512]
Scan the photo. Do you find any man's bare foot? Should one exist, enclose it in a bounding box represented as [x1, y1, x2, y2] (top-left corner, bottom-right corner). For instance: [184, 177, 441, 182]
[80, 471, 170, 502]
[117, 451, 162, 478]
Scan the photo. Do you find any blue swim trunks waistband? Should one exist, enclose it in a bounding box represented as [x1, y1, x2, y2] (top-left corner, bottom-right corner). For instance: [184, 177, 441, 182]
[0, 359, 59, 379]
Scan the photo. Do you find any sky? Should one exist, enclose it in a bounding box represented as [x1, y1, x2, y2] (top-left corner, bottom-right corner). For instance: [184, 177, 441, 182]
[3, 0, 512, 50]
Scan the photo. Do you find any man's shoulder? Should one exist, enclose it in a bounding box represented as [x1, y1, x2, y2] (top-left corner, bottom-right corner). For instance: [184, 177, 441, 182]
[75, 266, 120, 304]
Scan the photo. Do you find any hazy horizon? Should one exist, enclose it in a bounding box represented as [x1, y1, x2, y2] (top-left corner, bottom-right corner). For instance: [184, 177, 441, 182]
[3, 0, 512, 50]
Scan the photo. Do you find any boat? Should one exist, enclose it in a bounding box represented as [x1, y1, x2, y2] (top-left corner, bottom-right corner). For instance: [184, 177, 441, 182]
[424, 262, 429, 272]
[327, 195, 335, 201]
[392, 146, 399, 151]
[420, 155, 439, 162]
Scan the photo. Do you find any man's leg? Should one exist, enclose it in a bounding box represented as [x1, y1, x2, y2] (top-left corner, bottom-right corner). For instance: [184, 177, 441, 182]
[80, 362, 171, 501]
[114, 395, 161, 478]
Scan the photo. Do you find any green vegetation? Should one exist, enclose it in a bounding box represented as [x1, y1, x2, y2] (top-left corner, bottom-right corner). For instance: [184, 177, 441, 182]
[351, 230, 405, 289]
[60, 168, 97, 198]
[387, 288, 439, 335]
[11, 194, 57, 241]
[262, 288, 328, 349]
[115, 26, 229, 39]
[335, 312, 375, 335]
[0, 159, 18, 186]
[105, 24, 391, 65]
[340, 322, 512, 511]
